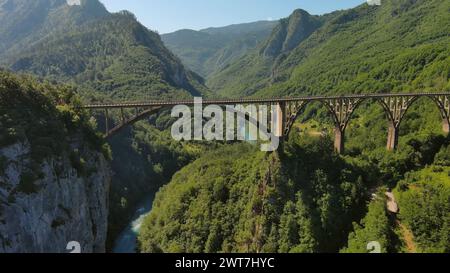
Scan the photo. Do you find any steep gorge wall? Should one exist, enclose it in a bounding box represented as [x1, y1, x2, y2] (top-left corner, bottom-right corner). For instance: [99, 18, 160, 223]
[0, 141, 111, 253]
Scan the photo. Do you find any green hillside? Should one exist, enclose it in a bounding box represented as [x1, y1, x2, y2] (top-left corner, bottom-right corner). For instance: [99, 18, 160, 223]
[208, 0, 450, 98]
[162, 21, 277, 78]
[206, 9, 330, 97]
[3, 12, 208, 101]
[393, 162, 450, 253]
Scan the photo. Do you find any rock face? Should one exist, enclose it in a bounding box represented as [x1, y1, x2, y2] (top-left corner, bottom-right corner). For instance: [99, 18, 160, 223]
[261, 9, 322, 58]
[0, 141, 111, 253]
[385, 192, 399, 214]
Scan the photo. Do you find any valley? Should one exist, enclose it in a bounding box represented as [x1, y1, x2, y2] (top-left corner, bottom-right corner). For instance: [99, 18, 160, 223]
[161, 20, 277, 78]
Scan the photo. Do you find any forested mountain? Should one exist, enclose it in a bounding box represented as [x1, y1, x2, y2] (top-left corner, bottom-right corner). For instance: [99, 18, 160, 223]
[208, 0, 450, 97]
[161, 21, 277, 78]
[1, 0, 208, 101]
[206, 9, 331, 97]
[0, 0, 108, 57]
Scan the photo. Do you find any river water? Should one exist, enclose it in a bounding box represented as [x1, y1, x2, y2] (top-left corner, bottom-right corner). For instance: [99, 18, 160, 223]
[113, 194, 154, 253]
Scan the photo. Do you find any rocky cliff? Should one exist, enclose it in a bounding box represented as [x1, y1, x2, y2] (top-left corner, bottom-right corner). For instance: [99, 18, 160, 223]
[0, 140, 111, 253]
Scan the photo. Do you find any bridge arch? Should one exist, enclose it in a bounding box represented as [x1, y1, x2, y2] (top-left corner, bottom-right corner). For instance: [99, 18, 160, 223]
[402, 95, 449, 131]
[340, 97, 414, 152]
[428, 95, 450, 134]
[377, 95, 450, 150]
[283, 97, 366, 153]
[100, 106, 164, 138]
[282, 94, 450, 153]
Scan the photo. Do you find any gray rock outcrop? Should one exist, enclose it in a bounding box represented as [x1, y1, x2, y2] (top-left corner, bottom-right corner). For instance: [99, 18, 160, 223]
[0, 141, 111, 253]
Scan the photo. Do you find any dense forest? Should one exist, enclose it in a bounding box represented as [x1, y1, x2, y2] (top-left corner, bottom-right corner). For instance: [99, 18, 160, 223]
[0, 69, 107, 159]
[5, 12, 208, 101]
[139, 129, 449, 253]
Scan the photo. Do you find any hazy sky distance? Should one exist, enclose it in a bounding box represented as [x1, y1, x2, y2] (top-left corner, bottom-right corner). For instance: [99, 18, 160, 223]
[99, 0, 366, 34]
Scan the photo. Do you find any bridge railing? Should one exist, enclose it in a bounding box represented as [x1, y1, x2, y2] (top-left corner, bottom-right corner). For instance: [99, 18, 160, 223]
[82, 92, 450, 109]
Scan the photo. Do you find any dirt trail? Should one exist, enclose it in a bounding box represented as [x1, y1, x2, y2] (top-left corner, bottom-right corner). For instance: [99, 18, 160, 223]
[388, 191, 417, 253]
[396, 220, 417, 253]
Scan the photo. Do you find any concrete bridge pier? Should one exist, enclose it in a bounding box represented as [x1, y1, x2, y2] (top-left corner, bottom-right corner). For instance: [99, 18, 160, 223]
[387, 123, 399, 151]
[276, 102, 286, 138]
[443, 118, 450, 135]
[275, 102, 287, 151]
[334, 127, 345, 154]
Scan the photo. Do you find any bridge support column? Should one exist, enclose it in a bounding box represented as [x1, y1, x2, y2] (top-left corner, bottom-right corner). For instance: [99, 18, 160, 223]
[324, 98, 363, 154]
[443, 118, 450, 135]
[387, 123, 399, 151]
[275, 102, 286, 139]
[105, 108, 109, 135]
[436, 95, 450, 135]
[380, 96, 417, 151]
[334, 127, 345, 154]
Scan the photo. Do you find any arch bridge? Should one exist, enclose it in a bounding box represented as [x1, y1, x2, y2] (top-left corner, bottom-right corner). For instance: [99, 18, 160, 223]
[83, 93, 450, 154]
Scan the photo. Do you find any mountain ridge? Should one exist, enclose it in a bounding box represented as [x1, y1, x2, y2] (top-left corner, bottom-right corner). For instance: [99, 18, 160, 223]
[206, 8, 330, 97]
[0, 0, 209, 101]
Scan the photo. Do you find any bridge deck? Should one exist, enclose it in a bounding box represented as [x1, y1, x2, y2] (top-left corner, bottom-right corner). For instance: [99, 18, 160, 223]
[82, 92, 450, 109]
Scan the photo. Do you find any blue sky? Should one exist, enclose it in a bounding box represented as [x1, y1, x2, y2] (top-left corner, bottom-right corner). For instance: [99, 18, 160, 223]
[99, 0, 366, 34]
